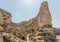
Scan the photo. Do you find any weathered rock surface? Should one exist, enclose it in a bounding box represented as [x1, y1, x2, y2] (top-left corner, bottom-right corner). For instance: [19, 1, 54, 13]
[0, 1, 58, 42]
[36, 1, 52, 28]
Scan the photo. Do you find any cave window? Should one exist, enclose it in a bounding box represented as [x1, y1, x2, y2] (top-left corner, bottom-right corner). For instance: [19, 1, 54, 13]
[31, 29, 34, 33]
[22, 36, 25, 40]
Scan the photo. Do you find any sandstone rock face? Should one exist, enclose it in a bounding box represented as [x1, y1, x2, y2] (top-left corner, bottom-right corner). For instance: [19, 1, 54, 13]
[36, 1, 52, 27]
[0, 1, 57, 42]
[0, 9, 12, 25]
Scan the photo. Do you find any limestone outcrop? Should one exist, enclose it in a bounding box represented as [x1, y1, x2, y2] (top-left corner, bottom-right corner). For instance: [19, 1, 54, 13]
[36, 1, 52, 28]
[0, 1, 58, 42]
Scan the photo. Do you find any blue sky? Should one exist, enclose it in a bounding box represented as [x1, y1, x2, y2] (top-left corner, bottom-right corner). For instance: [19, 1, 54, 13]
[0, 0, 60, 28]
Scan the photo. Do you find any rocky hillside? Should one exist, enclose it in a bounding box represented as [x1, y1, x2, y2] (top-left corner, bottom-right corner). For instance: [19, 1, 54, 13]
[0, 1, 59, 42]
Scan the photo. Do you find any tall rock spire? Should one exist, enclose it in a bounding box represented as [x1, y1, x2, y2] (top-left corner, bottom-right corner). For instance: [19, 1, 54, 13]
[37, 1, 52, 27]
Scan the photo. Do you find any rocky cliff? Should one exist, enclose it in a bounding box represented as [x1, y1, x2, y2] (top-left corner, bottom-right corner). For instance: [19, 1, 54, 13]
[0, 1, 59, 42]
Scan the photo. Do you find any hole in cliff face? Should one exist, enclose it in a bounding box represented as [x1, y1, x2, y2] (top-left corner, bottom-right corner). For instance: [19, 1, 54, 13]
[22, 36, 25, 40]
[31, 29, 34, 33]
